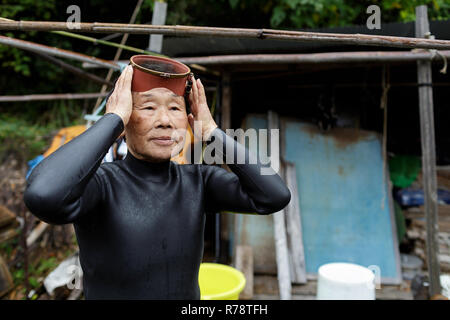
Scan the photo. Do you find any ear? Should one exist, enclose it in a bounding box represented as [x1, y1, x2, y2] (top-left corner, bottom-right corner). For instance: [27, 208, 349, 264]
[119, 127, 126, 140]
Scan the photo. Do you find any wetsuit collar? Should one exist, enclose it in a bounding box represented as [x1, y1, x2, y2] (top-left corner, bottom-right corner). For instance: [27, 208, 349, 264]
[124, 151, 171, 181]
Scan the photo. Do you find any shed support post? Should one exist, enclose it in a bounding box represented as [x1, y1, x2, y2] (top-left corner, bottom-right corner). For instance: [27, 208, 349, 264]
[415, 5, 441, 297]
[148, 0, 167, 53]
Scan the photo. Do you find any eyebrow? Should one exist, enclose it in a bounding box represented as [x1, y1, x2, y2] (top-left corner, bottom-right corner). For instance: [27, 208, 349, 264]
[134, 92, 185, 109]
[142, 93, 182, 98]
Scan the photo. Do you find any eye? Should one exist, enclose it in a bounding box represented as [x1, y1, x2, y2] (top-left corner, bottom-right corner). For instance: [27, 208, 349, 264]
[144, 106, 155, 110]
[170, 106, 181, 111]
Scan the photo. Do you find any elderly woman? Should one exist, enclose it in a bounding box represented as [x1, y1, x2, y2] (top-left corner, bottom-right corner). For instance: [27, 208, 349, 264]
[24, 63, 290, 300]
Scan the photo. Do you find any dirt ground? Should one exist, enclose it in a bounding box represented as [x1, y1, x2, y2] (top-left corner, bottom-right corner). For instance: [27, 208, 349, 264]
[0, 156, 79, 300]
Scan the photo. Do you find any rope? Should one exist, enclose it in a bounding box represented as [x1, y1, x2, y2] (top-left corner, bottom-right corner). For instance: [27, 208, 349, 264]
[410, 32, 448, 74]
[425, 32, 447, 74]
[435, 50, 448, 74]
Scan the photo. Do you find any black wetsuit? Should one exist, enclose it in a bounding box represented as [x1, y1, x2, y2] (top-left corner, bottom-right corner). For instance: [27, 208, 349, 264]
[23, 112, 291, 300]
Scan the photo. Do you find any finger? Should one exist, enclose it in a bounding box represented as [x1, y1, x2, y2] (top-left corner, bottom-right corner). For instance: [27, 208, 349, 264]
[188, 113, 194, 129]
[188, 78, 194, 102]
[108, 86, 117, 99]
[115, 73, 124, 90]
[123, 65, 133, 89]
[197, 79, 207, 105]
[192, 75, 199, 107]
[116, 66, 130, 89]
[191, 76, 199, 114]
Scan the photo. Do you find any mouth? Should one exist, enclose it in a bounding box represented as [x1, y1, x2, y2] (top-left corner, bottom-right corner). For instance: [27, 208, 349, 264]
[150, 136, 175, 146]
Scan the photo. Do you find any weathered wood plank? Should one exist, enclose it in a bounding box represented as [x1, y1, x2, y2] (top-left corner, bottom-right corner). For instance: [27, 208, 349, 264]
[268, 110, 291, 300]
[26, 221, 49, 247]
[0, 206, 15, 229]
[253, 275, 413, 300]
[234, 245, 254, 300]
[0, 254, 13, 298]
[283, 161, 307, 284]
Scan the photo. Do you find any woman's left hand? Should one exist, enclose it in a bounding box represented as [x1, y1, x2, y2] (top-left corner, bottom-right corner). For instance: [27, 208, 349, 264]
[188, 75, 218, 141]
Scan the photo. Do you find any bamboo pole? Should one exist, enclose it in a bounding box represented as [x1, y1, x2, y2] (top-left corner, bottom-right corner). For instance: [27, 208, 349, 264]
[176, 50, 450, 65]
[49, 32, 214, 75]
[287, 82, 450, 88]
[0, 92, 108, 102]
[0, 35, 120, 70]
[0, 17, 163, 57]
[54, 31, 163, 56]
[33, 52, 113, 86]
[1, 21, 450, 50]
[415, 5, 441, 297]
[0, 27, 215, 82]
[81, 49, 450, 70]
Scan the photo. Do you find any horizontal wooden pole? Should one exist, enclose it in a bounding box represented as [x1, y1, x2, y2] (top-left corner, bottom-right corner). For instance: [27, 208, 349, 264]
[0, 92, 108, 102]
[80, 50, 450, 70]
[33, 52, 114, 86]
[1, 21, 450, 50]
[0, 35, 120, 70]
[177, 50, 450, 65]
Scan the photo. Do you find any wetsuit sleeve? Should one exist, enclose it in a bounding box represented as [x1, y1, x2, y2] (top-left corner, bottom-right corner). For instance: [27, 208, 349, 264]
[202, 127, 291, 215]
[23, 112, 124, 225]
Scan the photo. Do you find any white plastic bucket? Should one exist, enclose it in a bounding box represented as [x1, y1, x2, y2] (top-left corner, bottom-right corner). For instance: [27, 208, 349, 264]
[316, 262, 376, 300]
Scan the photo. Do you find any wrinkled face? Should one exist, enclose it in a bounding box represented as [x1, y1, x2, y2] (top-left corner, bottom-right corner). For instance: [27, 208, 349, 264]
[126, 87, 188, 162]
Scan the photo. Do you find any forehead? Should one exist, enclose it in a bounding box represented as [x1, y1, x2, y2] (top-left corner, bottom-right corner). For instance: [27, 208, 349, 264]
[139, 88, 183, 100]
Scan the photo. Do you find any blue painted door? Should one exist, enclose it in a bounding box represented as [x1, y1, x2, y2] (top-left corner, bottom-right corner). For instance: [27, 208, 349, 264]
[283, 120, 401, 283]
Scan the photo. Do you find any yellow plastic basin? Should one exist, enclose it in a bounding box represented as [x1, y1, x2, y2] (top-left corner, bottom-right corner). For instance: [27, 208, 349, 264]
[198, 263, 246, 300]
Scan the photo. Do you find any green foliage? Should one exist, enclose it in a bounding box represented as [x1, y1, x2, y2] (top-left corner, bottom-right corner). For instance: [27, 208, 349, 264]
[0, 237, 18, 256]
[269, 0, 365, 28]
[12, 268, 24, 285]
[33, 256, 58, 275]
[381, 0, 450, 22]
[229, 0, 240, 9]
[136, 0, 450, 30]
[11, 256, 60, 292]
[28, 276, 39, 289]
[0, 1, 57, 77]
[0, 99, 90, 161]
[268, 0, 450, 29]
[0, 113, 55, 162]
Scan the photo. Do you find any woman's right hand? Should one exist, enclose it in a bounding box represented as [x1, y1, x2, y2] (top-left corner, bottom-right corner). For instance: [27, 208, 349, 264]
[105, 65, 133, 126]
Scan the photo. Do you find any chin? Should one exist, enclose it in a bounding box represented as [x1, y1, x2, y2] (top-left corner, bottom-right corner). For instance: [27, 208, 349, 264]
[146, 151, 172, 162]
[149, 148, 177, 161]
[134, 141, 183, 162]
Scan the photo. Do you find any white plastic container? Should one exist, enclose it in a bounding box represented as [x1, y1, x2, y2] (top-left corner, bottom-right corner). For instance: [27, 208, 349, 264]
[316, 262, 376, 300]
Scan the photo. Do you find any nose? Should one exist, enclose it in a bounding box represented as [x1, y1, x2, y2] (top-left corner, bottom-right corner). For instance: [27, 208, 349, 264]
[155, 108, 172, 128]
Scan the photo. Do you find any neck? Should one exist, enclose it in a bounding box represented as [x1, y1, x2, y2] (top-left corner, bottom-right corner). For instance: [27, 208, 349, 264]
[124, 151, 171, 181]
[128, 148, 170, 164]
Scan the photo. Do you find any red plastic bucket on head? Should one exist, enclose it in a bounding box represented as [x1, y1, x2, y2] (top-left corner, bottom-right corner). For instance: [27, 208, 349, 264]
[130, 55, 191, 96]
